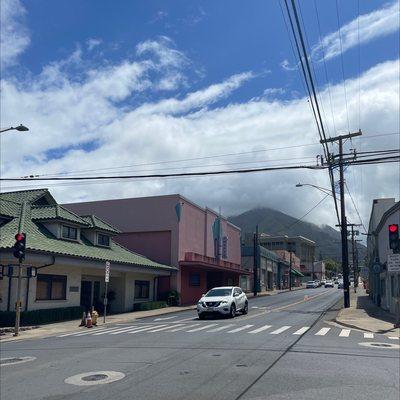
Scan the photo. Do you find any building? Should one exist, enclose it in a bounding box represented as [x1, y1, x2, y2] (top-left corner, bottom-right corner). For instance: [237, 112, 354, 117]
[0, 189, 175, 319]
[258, 234, 316, 278]
[273, 250, 304, 288]
[312, 261, 326, 280]
[241, 245, 279, 292]
[66, 194, 246, 305]
[366, 198, 400, 314]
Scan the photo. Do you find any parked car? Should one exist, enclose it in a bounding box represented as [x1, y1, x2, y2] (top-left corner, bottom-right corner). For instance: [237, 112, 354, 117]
[324, 280, 334, 288]
[306, 280, 318, 288]
[338, 280, 344, 289]
[314, 280, 321, 287]
[321, 280, 326, 286]
[197, 287, 248, 319]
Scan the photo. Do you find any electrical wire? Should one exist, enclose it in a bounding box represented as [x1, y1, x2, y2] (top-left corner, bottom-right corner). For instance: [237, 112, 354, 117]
[344, 181, 367, 233]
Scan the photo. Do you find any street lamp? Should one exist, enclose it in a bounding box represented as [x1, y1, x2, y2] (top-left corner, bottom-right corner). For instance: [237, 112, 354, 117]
[295, 183, 337, 199]
[0, 124, 29, 134]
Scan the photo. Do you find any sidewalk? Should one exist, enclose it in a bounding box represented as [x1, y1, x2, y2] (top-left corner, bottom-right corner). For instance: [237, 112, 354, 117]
[0, 286, 305, 343]
[335, 287, 400, 336]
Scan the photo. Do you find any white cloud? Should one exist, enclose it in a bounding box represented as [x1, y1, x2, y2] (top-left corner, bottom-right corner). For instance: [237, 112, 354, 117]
[0, 0, 30, 70]
[86, 38, 102, 51]
[280, 59, 298, 71]
[312, 1, 400, 61]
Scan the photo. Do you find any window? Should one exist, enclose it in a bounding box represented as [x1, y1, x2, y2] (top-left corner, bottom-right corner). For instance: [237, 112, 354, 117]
[97, 233, 110, 247]
[189, 273, 200, 286]
[135, 280, 150, 299]
[36, 274, 67, 300]
[62, 225, 77, 240]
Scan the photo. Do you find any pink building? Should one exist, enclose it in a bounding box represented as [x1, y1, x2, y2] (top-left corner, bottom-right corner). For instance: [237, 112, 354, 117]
[65, 195, 245, 304]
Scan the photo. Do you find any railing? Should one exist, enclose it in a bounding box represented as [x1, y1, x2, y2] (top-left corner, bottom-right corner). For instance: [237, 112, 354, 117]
[184, 252, 242, 271]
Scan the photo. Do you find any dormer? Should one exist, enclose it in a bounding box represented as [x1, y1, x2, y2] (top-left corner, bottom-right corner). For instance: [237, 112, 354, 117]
[79, 215, 120, 248]
[31, 204, 90, 242]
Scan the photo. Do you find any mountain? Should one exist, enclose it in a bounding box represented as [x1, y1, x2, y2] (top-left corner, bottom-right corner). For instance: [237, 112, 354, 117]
[228, 207, 366, 263]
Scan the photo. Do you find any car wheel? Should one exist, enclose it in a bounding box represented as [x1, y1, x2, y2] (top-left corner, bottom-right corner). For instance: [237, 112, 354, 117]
[229, 304, 236, 318]
[242, 301, 248, 315]
[198, 313, 205, 320]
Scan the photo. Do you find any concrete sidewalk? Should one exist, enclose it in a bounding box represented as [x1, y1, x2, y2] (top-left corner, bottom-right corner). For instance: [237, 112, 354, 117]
[0, 286, 305, 342]
[335, 288, 399, 336]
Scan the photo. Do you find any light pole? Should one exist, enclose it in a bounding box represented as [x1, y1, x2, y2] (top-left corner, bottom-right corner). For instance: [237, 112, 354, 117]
[0, 124, 29, 134]
[295, 183, 338, 199]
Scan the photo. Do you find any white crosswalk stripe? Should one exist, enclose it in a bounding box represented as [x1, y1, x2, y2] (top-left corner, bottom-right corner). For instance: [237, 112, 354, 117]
[339, 329, 351, 337]
[167, 324, 199, 332]
[128, 325, 168, 334]
[270, 326, 291, 335]
[228, 325, 254, 333]
[248, 325, 272, 334]
[154, 316, 177, 321]
[293, 327, 310, 335]
[147, 324, 185, 333]
[92, 326, 138, 336]
[207, 324, 235, 332]
[109, 326, 148, 335]
[388, 336, 399, 340]
[186, 324, 218, 332]
[363, 332, 374, 339]
[315, 327, 330, 336]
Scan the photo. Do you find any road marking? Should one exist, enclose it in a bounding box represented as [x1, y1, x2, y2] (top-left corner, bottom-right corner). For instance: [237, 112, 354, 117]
[128, 325, 167, 334]
[58, 330, 103, 338]
[186, 324, 218, 332]
[154, 316, 177, 321]
[293, 327, 310, 335]
[339, 329, 351, 337]
[167, 324, 199, 332]
[147, 324, 184, 333]
[363, 332, 374, 339]
[315, 327, 330, 336]
[91, 326, 138, 336]
[248, 325, 272, 334]
[228, 324, 254, 333]
[109, 326, 148, 335]
[388, 336, 399, 340]
[171, 317, 197, 323]
[270, 326, 291, 335]
[207, 324, 235, 332]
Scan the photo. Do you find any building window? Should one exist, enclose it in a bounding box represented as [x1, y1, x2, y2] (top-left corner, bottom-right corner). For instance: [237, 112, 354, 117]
[36, 274, 67, 300]
[62, 225, 77, 240]
[135, 280, 150, 299]
[97, 233, 110, 247]
[189, 273, 200, 286]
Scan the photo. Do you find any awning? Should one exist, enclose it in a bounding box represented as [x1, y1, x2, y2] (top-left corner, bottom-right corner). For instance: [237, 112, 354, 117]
[290, 268, 304, 277]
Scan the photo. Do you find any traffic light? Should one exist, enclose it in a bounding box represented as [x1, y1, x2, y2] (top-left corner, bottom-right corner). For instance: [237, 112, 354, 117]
[13, 233, 26, 262]
[389, 224, 399, 253]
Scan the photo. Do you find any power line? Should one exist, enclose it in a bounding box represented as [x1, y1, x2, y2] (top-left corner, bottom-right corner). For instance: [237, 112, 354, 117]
[344, 181, 367, 233]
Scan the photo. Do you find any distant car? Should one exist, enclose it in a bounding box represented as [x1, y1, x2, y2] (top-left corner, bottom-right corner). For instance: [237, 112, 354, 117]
[324, 280, 334, 288]
[315, 280, 321, 287]
[321, 280, 326, 286]
[306, 281, 318, 288]
[333, 278, 339, 284]
[338, 280, 344, 289]
[197, 287, 248, 319]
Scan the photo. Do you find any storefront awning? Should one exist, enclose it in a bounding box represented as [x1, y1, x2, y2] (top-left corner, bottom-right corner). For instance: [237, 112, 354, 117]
[290, 268, 304, 277]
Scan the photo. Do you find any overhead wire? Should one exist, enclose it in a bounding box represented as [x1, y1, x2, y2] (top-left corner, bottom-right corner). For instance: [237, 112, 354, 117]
[344, 181, 367, 233]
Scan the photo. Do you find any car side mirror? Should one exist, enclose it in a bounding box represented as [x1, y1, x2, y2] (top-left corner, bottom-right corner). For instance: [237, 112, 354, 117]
[202, 294, 205, 297]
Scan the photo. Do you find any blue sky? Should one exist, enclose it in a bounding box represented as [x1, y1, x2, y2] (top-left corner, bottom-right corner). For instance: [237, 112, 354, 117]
[1, 0, 399, 230]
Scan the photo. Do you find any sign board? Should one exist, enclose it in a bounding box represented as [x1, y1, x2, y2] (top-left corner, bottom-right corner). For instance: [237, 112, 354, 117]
[388, 254, 400, 273]
[105, 261, 110, 282]
[373, 263, 381, 274]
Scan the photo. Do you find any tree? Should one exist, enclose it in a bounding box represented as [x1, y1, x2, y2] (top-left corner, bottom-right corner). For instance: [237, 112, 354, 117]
[325, 258, 340, 277]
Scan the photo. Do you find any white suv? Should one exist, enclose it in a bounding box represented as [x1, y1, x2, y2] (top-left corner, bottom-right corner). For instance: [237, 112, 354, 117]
[197, 286, 248, 319]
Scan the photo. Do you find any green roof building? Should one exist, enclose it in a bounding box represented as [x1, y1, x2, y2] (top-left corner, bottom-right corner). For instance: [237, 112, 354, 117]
[0, 189, 176, 317]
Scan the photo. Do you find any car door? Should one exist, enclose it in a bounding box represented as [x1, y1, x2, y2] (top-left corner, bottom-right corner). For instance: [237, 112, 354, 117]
[235, 288, 245, 310]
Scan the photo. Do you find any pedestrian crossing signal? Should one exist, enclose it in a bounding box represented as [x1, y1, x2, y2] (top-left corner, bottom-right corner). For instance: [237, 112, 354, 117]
[13, 233, 26, 262]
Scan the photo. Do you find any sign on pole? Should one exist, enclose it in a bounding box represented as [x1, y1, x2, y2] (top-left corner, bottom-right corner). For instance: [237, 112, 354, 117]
[388, 254, 400, 273]
[105, 261, 110, 282]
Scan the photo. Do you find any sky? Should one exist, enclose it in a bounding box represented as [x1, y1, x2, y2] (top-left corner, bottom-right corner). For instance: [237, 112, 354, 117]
[1, 0, 399, 235]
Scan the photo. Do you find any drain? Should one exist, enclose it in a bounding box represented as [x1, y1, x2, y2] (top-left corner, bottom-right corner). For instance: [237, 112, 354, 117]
[0, 356, 36, 366]
[81, 374, 109, 382]
[358, 342, 400, 350]
[65, 371, 125, 386]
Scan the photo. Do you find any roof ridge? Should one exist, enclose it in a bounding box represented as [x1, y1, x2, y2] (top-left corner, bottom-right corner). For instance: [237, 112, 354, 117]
[80, 214, 120, 232]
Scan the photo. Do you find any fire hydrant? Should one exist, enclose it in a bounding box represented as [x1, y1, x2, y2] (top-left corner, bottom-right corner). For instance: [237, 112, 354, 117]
[91, 310, 99, 326]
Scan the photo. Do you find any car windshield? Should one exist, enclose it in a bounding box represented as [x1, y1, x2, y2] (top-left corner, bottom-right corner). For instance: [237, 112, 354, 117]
[205, 288, 232, 297]
[307, 281, 315, 284]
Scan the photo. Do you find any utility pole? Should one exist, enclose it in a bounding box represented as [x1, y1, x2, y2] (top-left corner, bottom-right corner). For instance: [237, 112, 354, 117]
[289, 250, 292, 291]
[348, 224, 361, 293]
[321, 129, 362, 308]
[253, 225, 259, 296]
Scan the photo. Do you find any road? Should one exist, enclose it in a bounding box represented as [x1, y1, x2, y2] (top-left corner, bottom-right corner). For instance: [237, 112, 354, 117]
[1, 288, 399, 400]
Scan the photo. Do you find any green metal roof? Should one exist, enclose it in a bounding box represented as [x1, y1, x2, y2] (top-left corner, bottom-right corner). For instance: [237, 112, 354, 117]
[80, 215, 120, 234]
[0, 192, 175, 271]
[290, 268, 304, 277]
[0, 188, 56, 205]
[0, 199, 21, 218]
[31, 204, 90, 226]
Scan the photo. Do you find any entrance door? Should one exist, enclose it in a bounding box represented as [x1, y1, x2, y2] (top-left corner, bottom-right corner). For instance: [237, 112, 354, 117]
[80, 281, 92, 311]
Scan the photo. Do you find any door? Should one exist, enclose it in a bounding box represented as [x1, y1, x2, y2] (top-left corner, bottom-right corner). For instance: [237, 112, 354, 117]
[80, 281, 92, 311]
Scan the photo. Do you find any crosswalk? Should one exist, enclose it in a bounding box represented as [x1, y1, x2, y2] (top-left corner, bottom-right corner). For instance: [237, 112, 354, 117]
[56, 320, 400, 341]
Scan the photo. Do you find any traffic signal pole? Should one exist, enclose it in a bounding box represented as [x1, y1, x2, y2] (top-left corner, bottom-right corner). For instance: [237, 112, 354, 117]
[14, 261, 22, 336]
[321, 130, 362, 308]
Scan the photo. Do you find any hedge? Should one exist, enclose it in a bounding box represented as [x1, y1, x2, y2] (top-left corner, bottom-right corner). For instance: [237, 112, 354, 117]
[133, 301, 168, 311]
[0, 306, 84, 327]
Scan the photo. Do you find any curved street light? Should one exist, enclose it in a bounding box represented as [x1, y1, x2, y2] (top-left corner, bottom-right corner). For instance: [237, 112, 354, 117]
[0, 124, 29, 134]
[295, 183, 337, 199]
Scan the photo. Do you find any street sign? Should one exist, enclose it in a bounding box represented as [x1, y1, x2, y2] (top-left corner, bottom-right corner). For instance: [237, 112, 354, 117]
[388, 254, 400, 273]
[373, 263, 381, 274]
[105, 261, 110, 282]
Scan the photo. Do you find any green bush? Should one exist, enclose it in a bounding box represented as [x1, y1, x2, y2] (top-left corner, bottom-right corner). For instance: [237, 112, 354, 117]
[133, 301, 167, 311]
[0, 306, 84, 327]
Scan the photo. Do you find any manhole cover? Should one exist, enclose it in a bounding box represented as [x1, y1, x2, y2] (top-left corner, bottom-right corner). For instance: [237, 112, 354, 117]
[65, 371, 125, 386]
[0, 356, 36, 366]
[358, 342, 400, 350]
[81, 374, 109, 381]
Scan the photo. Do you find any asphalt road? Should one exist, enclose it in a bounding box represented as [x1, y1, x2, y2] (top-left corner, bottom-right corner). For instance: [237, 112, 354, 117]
[1, 288, 399, 400]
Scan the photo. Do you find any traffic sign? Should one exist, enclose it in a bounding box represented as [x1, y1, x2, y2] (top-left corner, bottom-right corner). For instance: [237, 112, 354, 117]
[105, 261, 110, 282]
[388, 254, 400, 273]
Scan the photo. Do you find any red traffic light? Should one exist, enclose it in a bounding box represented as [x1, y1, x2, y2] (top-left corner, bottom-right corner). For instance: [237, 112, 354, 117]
[15, 233, 25, 241]
[389, 224, 398, 233]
